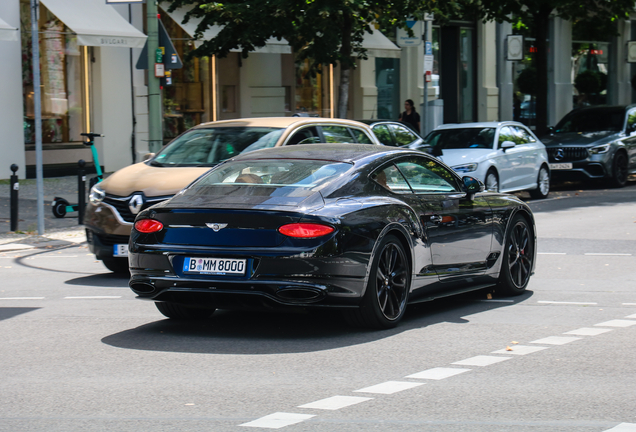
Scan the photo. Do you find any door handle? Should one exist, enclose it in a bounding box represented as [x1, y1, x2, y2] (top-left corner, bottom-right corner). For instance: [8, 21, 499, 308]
[429, 215, 442, 224]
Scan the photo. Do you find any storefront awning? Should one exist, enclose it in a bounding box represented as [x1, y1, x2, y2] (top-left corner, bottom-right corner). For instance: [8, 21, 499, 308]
[363, 27, 401, 58]
[40, 0, 147, 48]
[0, 16, 18, 42]
[161, 5, 291, 54]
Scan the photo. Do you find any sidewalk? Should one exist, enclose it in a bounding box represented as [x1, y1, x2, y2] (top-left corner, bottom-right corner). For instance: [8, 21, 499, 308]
[0, 175, 89, 251]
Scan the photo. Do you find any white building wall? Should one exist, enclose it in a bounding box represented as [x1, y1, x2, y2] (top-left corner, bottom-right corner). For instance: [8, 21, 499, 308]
[477, 21, 499, 122]
[497, 21, 514, 121]
[240, 53, 285, 117]
[548, 18, 573, 126]
[353, 59, 377, 119]
[0, 1, 25, 179]
[608, 20, 631, 106]
[400, 44, 424, 123]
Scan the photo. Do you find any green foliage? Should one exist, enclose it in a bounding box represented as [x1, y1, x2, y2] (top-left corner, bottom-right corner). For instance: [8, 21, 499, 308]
[574, 70, 605, 95]
[164, 0, 465, 73]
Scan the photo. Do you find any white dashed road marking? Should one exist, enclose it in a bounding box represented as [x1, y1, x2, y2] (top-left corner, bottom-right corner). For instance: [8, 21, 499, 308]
[530, 336, 581, 345]
[452, 355, 512, 367]
[353, 381, 424, 395]
[64, 296, 122, 299]
[298, 395, 372, 410]
[625, 313, 636, 319]
[405, 367, 471, 380]
[0, 297, 45, 300]
[584, 253, 632, 256]
[537, 252, 566, 255]
[594, 320, 636, 328]
[602, 423, 636, 432]
[538, 301, 598, 305]
[492, 345, 548, 355]
[564, 327, 612, 336]
[623, 303, 636, 306]
[240, 412, 315, 429]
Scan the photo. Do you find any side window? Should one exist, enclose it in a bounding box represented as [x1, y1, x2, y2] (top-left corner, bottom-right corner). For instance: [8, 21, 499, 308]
[371, 124, 393, 146]
[349, 128, 374, 144]
[372, 165, 411, 194]
[511, 126, 533, 145]
[627, 109, 636, 131]
[498, 126, 515, 146]
[321, 125, 354, 143]
[515, 126, 536, 143]
[389, 124, 418, 146]
[395, 157, 460, 193]
[287, 127, 320, 145]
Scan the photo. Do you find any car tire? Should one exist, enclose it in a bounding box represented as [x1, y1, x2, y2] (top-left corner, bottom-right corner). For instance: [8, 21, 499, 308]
[102, 258, 130, 275]
[345, 234, 410, 329]
[496, 215, 534, 296]
[155, 302, 215, 320]
[609, 152, 628, 188]
[485, 169, 499, 192]
[529, 165, 550, 199]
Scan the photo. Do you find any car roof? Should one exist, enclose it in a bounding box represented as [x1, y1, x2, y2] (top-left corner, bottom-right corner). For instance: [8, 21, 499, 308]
[194, 117, 372, 129]
[229, 143, 416, 163]
[433, 121, 530, 130]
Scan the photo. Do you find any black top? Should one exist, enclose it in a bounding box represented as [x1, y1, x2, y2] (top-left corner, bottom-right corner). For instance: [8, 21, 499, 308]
[400, 111, 420, 132]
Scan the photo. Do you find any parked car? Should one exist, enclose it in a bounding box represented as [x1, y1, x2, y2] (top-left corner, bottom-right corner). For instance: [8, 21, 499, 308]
[356, 119, 425, 148]
[85, 118, 380, 274]
[128, 144, 537, 329]
[540, 105, 636, 187]
[423, 121, 550, 198]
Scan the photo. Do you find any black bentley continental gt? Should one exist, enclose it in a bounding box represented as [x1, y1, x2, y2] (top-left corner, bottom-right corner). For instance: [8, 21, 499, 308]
[129, 144, 536, 329]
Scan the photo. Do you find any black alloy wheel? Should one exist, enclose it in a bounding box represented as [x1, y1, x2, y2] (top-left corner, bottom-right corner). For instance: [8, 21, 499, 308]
[609, 152, 628, 188]
[155, 302, 216, 320]
[497, 215, 533, 296]
[346, 234, 410, 329]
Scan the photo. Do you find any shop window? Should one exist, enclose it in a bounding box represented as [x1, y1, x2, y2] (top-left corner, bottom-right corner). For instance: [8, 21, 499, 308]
[21, 0, 88, 145]
[375, 58, 400, 119]
[161, 13, 210, 144]
[295, 59, 323, 116]
[222, 85, 236, 113]
[572, 42, 609, 107]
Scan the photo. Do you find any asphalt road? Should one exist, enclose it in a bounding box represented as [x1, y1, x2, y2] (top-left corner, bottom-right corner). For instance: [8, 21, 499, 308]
[1, 181, 635, 431]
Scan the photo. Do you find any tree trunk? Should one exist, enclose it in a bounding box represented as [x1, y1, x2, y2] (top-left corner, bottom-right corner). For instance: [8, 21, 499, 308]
[337, 13, 353, 118]
[533, 7, 552, 136]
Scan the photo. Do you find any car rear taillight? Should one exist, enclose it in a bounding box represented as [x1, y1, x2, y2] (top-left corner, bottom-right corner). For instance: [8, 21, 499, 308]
[134, 219, 163, 233]
[279, 223, 334, 238]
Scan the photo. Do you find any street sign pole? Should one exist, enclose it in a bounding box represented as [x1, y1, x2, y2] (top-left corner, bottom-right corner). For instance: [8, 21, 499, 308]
[31, 0, 44, 235]
[147, 0, 162, 153]
[423, 20, 428, 138]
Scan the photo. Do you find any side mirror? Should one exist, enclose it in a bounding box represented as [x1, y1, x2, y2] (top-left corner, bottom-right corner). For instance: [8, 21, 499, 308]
[462, 176, 485, 196]
[143, 152, 155, 161]
[500, 140, 515, 151]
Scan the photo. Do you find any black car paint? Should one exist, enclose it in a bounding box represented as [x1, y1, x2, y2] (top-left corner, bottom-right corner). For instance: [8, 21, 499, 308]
[128, 144, 535, 311]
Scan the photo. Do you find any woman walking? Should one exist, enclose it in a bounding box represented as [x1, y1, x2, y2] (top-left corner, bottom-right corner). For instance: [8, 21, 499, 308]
[398, 99, 421, 133]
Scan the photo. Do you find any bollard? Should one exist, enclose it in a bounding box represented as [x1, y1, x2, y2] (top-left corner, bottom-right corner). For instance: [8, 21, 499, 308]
[10, 164, 19, 232]
[78, 159, 86, 225]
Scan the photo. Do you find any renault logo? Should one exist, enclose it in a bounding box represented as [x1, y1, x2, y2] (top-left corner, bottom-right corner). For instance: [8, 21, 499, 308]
[128, 194, 145, 215]
[554, 148, 565, 161]
[206, 223, 228, 232]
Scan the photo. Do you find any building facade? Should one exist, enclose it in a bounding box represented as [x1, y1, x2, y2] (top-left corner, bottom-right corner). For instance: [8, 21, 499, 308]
[1, 2, 635, 180]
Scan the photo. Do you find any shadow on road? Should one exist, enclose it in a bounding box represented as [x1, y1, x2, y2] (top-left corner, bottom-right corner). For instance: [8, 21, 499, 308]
[101, 289, 534, 355]
[65, 273, 129, 288]
[0, 307, 41, 321]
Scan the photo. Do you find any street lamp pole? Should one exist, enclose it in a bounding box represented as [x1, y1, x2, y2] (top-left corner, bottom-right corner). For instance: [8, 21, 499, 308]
[30, 0, 44, 235]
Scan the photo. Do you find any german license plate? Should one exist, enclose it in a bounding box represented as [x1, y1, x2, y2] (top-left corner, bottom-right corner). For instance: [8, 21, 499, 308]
[113, 244, 128, 257]
[183, 257, 246, 276]
[549, 163, 573, 170]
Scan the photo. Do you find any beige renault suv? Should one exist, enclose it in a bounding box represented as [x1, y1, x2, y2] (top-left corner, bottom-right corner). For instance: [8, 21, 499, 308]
[84, 117, 381, 273]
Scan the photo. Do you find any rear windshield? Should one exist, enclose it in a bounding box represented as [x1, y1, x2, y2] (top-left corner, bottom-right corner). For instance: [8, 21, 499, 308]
[151, 127, 284, 167]
[554, 108, 624, 133]
[182, 159, 353, 198]
[425, 128, 495, 150]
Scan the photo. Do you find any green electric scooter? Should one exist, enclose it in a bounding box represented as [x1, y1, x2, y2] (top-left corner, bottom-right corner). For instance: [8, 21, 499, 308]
[52, 132, 104, 218]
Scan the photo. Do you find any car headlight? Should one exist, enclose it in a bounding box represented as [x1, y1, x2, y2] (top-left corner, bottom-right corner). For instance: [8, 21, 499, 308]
[590, 144, 610, 154]
[89, 184, 105, 204]
[452, 163, 478, 173]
